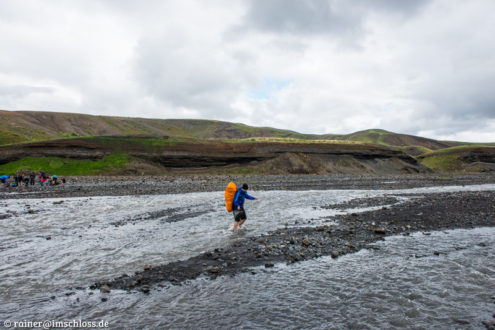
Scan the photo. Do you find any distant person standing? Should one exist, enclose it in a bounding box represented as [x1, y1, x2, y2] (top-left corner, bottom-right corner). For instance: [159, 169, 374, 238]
[39, 171, 46, 186]
[232, 183, 258, 231]
[29, 172, 36, 186]
[0, 175, 8, 188]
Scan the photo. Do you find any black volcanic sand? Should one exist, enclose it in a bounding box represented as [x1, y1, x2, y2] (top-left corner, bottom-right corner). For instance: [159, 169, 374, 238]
[1, 173, 495, 199]
[91, 190, 495, 295]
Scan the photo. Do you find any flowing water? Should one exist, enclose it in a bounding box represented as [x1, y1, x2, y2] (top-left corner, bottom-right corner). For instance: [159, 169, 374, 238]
[1, 184, 494, 329]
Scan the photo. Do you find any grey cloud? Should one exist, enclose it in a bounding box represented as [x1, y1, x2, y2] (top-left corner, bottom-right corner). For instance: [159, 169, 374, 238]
[241, 0, 429, 37]
[362, 0, 429, 15]
[0, 85, 55, 98]
[132, 34, 245, 118]
[242, 0, 362, 37]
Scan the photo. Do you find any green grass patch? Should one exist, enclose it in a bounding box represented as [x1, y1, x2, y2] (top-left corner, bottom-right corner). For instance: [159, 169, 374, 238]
[419, 154, 463, 172]
[349, 135, 375, 144]
[424, 144, 495, 156]
[220, 137, 365, 144]
[0, 154, 128, 176]
[57, 132, 80, 138]
[85, 136, 180, 151]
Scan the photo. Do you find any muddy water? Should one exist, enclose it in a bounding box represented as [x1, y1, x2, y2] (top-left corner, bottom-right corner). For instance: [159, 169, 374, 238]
[1, 184, 494, 329]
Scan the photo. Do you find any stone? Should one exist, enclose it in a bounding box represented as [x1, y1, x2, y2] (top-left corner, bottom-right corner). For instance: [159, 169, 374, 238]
[209, 267, 221, 274]
[433, 251, 440, 256]
[331, 251, 339, 258]
[101, 298, 108, 302]
[374, 228, 386, 234]
[141, 285, 150, 294]
[144, 264, 152, 271]
[302, 239, 310, 246]
[53, 200, 64, 205]
[481, 320, 494, 329]
[100, 285, 111, 293]
[264, 263, 274, 268]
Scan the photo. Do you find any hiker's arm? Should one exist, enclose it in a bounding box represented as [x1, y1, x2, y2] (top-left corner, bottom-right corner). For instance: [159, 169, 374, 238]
[245, 192, 256, 200]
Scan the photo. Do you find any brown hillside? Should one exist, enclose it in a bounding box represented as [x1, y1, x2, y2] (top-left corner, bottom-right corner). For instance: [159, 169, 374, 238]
[0, 137, 430, 175]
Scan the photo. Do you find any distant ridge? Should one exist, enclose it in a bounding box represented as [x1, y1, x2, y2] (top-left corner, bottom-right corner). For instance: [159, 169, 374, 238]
[0, 110, 308, 145]
[0, 110, 460, 151]
[1, 110, 494, 174]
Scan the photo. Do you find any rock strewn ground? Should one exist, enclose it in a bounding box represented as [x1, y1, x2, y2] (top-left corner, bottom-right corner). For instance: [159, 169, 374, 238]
[92, 190, 495, 293]
[1, 173, 495, 199]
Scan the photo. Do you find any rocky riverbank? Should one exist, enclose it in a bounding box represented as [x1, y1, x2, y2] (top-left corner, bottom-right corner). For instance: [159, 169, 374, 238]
[1, 173, 495, 199]
[91, 189, 495, 295]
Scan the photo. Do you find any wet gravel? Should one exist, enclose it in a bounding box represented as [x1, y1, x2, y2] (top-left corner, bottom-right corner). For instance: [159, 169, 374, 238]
[111, 208, 214, 227]
[92, 189, 495, 294]
[321, 196, 402, 210]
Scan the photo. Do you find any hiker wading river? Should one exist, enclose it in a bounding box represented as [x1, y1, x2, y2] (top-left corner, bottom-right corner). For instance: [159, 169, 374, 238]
[232, 183, 258, 231]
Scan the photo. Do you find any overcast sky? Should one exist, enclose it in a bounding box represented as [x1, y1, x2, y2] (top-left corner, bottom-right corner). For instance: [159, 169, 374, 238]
[1, 0, 494, 141]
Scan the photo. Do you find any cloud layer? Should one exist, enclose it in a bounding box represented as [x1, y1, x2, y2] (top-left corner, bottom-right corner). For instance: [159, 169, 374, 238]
[0, 0, 494, 141]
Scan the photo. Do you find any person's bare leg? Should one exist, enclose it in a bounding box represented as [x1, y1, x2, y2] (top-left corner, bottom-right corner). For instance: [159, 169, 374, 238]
[233, 221, 239, 231]
[238, 219, 246, 228]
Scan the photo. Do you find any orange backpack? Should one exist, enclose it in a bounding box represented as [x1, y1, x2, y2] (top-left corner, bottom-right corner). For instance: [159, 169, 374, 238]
[224, 182, 237, 212]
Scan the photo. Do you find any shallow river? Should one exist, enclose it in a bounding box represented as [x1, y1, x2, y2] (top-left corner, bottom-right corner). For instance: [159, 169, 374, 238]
[1, 184, 494, 329]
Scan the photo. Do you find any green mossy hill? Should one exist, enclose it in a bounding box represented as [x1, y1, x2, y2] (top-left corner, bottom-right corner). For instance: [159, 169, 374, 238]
[418, 146, 495, 173]
[0, 154, 128, 176]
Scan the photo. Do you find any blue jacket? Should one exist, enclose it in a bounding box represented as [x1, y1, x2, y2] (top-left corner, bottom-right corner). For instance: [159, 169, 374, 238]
[233, 188, 255, 209]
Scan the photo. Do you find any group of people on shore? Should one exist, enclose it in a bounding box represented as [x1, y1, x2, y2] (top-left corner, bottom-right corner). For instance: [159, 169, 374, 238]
[0, 171, 66, 188]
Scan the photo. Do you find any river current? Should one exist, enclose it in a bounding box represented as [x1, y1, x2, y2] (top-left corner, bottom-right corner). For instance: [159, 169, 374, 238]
[1, 184, 494, 329]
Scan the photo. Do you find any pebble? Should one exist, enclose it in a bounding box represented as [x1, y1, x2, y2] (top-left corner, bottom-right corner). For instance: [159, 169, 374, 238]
[100, 285, 111, 293]
[374, 228, 386, 234]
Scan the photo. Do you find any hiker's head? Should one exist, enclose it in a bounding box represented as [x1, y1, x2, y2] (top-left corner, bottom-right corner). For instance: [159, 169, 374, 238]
[242, 183, 249, 191]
